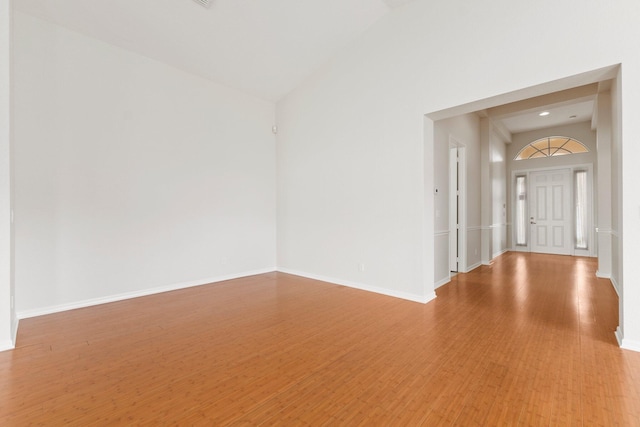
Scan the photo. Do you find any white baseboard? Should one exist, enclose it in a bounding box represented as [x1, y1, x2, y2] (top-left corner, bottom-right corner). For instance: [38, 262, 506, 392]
[17, 267, 276, 320]
[0, 317, 19, 353]
[11, 316, 18, 344]
[492, 248, 508, 259]
[621, 338, 640, 353]
[0, 339, 14, 352]
[435, 276, 450, 289]
[595, 271, 617, 297]
[616, 327, 623, 347]
[610, 276, 620, 296]
[465, 262, 482, 272]
[277, 268, 436, 304]
[615, 327, 640, 353]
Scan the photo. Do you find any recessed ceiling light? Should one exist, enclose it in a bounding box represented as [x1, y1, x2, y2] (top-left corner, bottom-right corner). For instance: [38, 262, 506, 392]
[539, 111, 550, 117]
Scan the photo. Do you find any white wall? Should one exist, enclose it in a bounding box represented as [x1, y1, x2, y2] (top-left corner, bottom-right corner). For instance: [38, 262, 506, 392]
[612, 71, 624, 345]
[0, 0, 16, 351]
[465, 118, 482, 270]
[596, 91, 613, 280]
[480, 119, 507, 265]
[13, 13, 277, 316]
[433, 119, 451, 286]
[276, 75, 429, 302]
[276, 0, 640, 345]
[490, 130, 508, 258]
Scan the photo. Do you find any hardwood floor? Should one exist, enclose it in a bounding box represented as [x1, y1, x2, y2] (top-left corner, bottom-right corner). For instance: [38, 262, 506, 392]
[2, 252, 640, 425]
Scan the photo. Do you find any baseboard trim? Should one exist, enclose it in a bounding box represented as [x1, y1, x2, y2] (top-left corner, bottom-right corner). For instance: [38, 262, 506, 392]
[435, 276, 450, 289]
[465, 262, 482, 272]
[0, 339, 14, 352]
[621, 337, 640, 353]
[0, 317, 19, 353]
[11, 316, 18, 345]
[615, 327, 623, 347]
[17, 267, 276, 320]
[492, 249, 508, 259]
[610, 276, 620, 296]
[595, 270, 611, 279]
[277, 268, 436, 304]
[615, 327, 640, 353]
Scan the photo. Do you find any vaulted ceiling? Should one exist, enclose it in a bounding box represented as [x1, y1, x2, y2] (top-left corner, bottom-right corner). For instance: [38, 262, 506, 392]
[14, 0, 415, 102]
[13, 0, 603, 135]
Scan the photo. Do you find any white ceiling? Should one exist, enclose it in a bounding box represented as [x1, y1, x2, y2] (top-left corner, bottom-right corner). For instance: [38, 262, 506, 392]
[14, 0, 414, 102]
[481, 83, 604, 137]
[12, 0, 602, 134]
[497, 100, 594, 134]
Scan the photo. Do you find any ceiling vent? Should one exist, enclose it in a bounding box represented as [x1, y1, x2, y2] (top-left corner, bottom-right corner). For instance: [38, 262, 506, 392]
[192, 0, 213, 8]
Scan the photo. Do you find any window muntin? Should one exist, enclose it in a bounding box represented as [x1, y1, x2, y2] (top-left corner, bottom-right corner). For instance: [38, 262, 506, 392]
[515, 136, 589, 160]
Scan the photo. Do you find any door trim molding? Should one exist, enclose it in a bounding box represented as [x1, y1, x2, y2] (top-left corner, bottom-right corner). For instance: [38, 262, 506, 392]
[511, 163, 594, 257]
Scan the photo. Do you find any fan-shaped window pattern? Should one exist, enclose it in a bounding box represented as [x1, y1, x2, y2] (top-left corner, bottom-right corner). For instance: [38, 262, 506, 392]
[515, 136, 589, 160]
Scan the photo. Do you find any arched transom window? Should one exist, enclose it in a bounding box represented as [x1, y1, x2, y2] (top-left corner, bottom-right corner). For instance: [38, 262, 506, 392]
[514, 136, 589, 160]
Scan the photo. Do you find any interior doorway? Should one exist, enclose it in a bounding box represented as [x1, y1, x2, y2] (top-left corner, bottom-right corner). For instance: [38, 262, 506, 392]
[425, 65, 622, 348]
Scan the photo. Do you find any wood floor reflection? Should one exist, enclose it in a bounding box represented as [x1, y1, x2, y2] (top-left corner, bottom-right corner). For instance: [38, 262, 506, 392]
[2, 252, 640, 425]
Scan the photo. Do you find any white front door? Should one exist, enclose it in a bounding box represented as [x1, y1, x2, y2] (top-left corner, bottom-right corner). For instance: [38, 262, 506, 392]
[529, 169, 571, 255]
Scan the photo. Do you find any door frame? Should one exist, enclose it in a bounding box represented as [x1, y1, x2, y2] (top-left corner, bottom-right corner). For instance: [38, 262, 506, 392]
[511, 163, 594, 257]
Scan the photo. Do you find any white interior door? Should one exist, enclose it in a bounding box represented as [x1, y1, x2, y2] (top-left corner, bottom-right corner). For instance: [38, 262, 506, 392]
[449, 147, 458, 272]
[529, 169, 571, 255]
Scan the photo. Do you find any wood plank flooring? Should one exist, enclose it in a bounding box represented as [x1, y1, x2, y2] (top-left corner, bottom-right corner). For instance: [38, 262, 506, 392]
[2, 252, 640, 425]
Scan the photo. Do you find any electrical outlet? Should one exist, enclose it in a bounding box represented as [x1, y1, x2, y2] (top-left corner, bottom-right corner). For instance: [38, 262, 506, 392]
[221, 257, 229, 265]
[358, 263, 365, 273]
